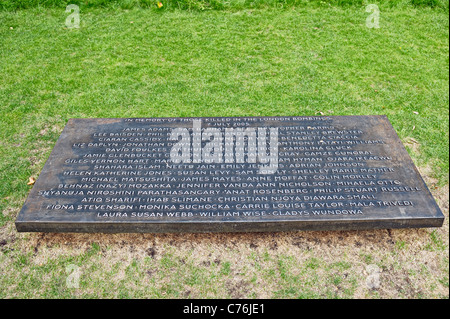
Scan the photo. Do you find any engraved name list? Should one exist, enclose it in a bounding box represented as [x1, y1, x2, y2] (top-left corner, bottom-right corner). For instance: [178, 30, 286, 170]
[15, 116, 444, 232]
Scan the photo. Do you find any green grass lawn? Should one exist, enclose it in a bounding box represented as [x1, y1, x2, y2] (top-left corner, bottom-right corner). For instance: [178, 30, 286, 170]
[0, 3, 448, 298]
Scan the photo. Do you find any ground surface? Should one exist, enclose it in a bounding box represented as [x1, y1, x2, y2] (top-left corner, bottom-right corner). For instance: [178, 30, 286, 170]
[0, 4, 448, 298]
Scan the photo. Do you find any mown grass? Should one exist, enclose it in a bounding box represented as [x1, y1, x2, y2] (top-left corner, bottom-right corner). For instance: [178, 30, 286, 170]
[0, 0, 449, 11]
[0, 3, 448, 298]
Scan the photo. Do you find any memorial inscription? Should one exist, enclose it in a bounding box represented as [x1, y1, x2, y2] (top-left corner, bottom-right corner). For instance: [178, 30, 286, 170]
[15, 116, 444, 233]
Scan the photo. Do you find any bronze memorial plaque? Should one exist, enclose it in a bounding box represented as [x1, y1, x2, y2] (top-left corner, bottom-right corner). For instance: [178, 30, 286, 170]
[15, 116, 444, 233]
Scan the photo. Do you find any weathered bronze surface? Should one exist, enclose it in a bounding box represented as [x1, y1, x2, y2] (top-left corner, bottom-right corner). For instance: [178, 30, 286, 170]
[15, 116, 444, 233]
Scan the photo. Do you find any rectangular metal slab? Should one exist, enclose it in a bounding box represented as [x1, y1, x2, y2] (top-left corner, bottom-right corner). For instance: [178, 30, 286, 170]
[15, 116, 444, 233]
